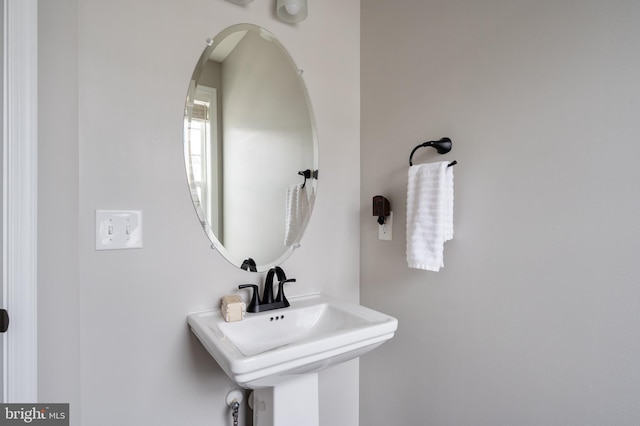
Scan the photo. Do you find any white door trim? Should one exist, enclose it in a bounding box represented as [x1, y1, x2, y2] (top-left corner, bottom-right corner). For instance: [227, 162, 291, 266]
[2, 0, 38, 402]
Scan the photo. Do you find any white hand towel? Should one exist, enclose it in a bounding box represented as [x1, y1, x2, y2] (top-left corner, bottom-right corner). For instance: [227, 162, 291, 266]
[284, 183, 309, 246]
[406, 161, 454, 271]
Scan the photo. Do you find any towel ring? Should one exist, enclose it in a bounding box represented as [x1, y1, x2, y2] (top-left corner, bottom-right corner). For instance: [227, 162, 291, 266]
[297, 169, 318, 188]
[409, 137, 456, 167]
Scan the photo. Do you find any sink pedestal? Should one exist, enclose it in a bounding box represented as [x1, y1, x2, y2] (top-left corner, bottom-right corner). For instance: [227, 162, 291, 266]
[251, 373, 319, 426]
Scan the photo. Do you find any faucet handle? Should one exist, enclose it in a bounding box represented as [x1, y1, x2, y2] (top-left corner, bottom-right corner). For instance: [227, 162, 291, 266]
[238, 284, 260, 312]
[275, 278, 296, 306]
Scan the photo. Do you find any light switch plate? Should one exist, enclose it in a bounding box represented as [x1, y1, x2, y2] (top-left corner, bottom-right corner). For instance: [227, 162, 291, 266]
[95, 210, 143, 250]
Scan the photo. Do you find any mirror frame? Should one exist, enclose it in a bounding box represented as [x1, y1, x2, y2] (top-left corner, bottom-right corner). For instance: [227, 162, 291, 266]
[184, 24, 319, 272]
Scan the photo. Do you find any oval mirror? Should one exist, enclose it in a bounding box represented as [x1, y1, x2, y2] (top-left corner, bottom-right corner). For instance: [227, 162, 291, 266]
[184, 24, 318, 272]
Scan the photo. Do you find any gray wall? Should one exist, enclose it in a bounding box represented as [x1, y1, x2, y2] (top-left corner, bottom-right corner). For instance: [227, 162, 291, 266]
[38, 0, 81, 413]
[361, 0, 640, 424]
[38, 0, 359, 425]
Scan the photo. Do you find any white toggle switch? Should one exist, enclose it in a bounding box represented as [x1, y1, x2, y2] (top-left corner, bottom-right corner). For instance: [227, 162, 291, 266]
[95, 210, 143, 250]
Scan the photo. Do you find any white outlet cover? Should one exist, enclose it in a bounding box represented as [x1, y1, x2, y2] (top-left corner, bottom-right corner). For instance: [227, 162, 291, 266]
[378, 211, 393, 241]
[95, 210, 143, 250]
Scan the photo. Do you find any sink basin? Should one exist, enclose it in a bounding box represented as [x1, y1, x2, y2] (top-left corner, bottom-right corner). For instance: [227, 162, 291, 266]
[187, 293, 398, 388]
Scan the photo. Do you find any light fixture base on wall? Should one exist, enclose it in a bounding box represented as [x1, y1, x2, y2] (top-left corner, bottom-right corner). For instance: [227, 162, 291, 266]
[227, 0, 254, 5]
[276, 0, 308, 23]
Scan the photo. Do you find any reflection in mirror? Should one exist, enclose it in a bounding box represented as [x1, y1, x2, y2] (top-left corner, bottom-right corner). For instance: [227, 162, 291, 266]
[184, 24, 318, 272]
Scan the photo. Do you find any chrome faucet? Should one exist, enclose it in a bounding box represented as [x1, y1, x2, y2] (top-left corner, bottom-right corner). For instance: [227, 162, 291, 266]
[239, 266, 296, 313]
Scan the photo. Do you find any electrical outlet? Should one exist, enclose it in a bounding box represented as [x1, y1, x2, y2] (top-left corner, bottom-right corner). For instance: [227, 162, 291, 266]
[378, 211, 393, 241]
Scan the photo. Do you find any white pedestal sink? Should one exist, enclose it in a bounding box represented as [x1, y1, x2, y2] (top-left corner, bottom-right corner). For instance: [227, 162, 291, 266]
[188, 293, 398, 426]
